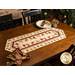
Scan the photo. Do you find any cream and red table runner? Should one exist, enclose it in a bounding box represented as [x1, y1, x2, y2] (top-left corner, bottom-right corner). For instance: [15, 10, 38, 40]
[5, 27, 66, 53]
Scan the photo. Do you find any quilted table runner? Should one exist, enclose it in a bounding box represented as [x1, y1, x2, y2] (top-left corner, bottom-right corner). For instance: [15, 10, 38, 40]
[5, 27, 66, 53]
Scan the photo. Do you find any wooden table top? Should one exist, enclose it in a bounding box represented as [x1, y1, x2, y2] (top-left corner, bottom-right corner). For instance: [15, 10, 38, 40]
[0, 18, 75, 66]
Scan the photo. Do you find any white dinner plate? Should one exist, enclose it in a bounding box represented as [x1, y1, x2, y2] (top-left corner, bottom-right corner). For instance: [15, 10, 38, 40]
[36, 20, 52, 28]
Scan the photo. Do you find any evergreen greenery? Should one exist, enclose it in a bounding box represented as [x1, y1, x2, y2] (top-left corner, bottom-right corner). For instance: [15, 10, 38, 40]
[42, 9, 75, 28]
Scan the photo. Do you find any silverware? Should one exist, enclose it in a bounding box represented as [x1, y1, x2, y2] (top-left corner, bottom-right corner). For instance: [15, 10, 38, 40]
[41, 20, 45, 27]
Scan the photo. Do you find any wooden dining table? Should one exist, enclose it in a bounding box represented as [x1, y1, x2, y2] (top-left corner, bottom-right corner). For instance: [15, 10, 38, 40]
[0, 18, 75, 66]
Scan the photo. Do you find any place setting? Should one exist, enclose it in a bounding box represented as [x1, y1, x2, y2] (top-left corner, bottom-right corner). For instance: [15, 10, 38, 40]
[36, 20, 52, 28]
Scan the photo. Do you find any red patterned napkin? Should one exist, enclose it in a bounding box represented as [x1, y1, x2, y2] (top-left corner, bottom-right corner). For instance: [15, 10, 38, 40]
[7, 48, 31, 66]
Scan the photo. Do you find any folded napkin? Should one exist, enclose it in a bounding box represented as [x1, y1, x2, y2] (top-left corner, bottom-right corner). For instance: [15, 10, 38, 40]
[7, 48, 31, 66]
[41, 20, 45, 26]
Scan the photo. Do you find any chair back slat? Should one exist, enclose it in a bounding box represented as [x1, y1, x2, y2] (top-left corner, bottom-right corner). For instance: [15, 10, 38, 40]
[23, 15, 26, 25]
[28, 16, 30, 24]
[36, 15, 38, 21]
[31, 16, 33, 23]
[22, 9, 42, 25]
[68, 44, 75, 58]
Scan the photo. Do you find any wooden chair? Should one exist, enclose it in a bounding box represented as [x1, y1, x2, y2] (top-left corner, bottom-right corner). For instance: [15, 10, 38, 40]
[0, 14, 14, 31]
[48, 44, 75, 66]
[22, 9, 42, 25]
